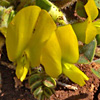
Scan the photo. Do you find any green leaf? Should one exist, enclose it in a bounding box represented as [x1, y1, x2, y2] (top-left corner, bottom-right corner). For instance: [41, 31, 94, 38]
[31, 80, 42, 93]
[36, 0, 67, 25]
[79, 39, 97, 62]
[75, 0, 87, 18]
[43, 87, 53, 98]
[0, 6, 14, 37]
[77, 54, 90, 64]
[94, 0, 100, 9]
[33, 86, 43, 99]
[29, 74, 41, 86]
[43, 80, 54, 88]
[36, 0, 51, 11]
[93, 59, 100, 64]
[91, 68, 100, 78]
[43, 77, 56, 88]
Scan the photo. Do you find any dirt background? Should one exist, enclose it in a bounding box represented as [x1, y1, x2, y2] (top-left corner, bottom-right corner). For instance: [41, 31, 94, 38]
[0, 47, 100, 100]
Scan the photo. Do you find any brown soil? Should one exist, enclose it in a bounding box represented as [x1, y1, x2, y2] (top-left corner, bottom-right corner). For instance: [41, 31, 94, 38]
[0, 47, 100, 100]
[0, 64, 36, 100]
[50, 64, 100, 100]
[0, 62, 99, 100]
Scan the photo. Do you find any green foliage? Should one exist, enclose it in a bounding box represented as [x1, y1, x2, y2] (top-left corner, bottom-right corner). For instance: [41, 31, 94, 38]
[0, 6, 14, 37]
[72, 0, 99, 44]
[94, 0, 100, 9]
[78, 39, 97, 64]
[36, 0, 68, 24]
[29, 70, 56, 100]
[91, 68, 100, 78]
[75, 0, 87, 18]
[96, 34, 100, 45]
[93, 59, 100, 64]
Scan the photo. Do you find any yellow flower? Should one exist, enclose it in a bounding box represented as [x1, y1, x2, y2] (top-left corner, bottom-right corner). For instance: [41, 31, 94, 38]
[16, 55, 29, 82]
[40, 24, 89, 86]
[6, 6, 89, 85]
[6, 6, 56, 81]
[62, 63, 89, 86]
[72, 0, 99, 44]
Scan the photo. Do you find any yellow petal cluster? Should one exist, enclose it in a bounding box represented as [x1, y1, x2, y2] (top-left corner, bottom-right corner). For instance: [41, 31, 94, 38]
[6, 6, 89, 85]
[6, 6, 41, 61]
[16, 55, 29, 82]
[41, 24, 89, 86]
[62, 63, 89, 86]
[72, 0, 99, 44]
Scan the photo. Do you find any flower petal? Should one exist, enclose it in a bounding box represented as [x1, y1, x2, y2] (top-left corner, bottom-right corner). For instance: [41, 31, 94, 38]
[72, 0, 98, 44]
[6, 6, 41, 61]
[56, 25, 79, 63]
[26, 9, 56, 67]
[84, 0, 98, 21]
[62, 62, 89, 86]
[41, 32, 62, 78]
